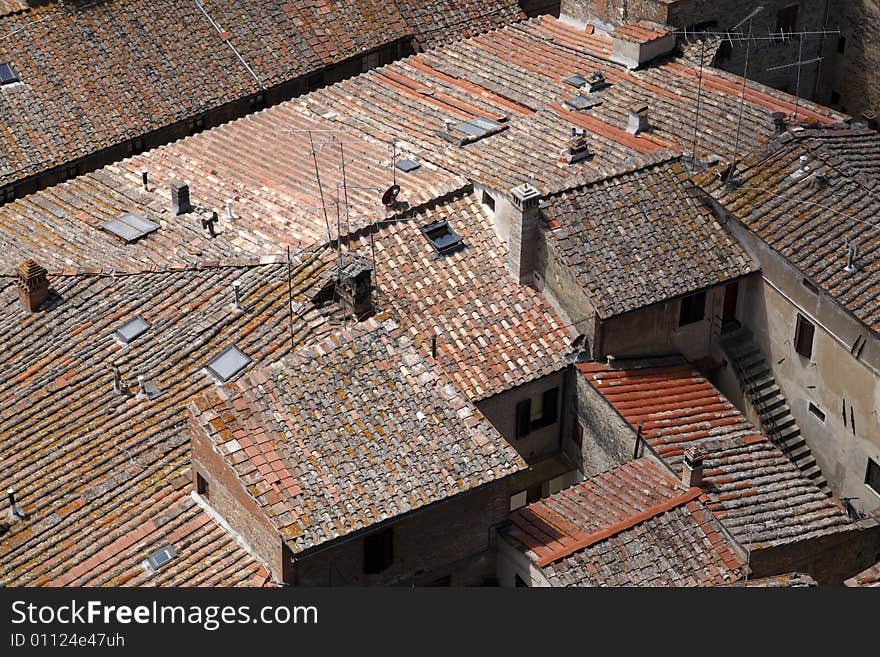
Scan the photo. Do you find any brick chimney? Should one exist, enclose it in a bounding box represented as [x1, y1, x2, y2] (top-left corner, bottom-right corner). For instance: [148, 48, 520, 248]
[504, 183, 540, 284]
[336, 253, 373, 320]
[171, 182, 193, 216]
[16, 259, 49, 312]
[681, 446, 704, 488]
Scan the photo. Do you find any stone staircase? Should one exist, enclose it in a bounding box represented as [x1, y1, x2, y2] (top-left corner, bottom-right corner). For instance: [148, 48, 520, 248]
[720, 327, 830, 495]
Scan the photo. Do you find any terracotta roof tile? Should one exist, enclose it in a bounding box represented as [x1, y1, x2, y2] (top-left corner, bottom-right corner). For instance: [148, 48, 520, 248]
[0, 254, 340, 585]
[844, 560, 880, 587]
[543, 157, 757, 318]
[299, 16, 845, 196]
[505, 459, 746, 586]
[697, 125, 880, 334]
[577, 360, 854, 548]
[191, 317, 527, 555]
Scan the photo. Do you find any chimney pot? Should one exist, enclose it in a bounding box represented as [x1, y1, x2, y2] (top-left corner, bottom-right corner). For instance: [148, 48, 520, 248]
[170, 182, 193, 216]
[682, 446, 704, 488]
[141, 170, 149, 190]
[16, 259, 50, 312]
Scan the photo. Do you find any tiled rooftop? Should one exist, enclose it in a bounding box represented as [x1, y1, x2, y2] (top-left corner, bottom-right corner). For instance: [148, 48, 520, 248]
[0, 0, 413, 190]
[504, 459, 745, 586]
[299, 16, 845, 195]
[577, 360, 853, 548]
[697, 125, 880, 334]
[730, 572, 818, 587]
[0, 253, 341, 585]
[0, 103, 464, 273]
[844, 560, 880, 587]
[347, 191, 573, 401]
[393, 0, 524, 47]
[190, 316, 527, 555]
[542, 157, 757, 318]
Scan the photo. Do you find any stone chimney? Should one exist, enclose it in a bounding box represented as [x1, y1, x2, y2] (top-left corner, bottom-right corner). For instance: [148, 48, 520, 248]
[336, 253, 373, 320]
[506, 183, 540, 284]
[626, 102, 649, 135]
[171, 182, 193, 216]
[16, 259, 49, 312]
[681, 446, 704, 488]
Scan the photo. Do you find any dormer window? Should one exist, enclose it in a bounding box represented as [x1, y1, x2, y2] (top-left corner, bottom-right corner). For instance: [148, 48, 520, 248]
[0, 62, 19, 86]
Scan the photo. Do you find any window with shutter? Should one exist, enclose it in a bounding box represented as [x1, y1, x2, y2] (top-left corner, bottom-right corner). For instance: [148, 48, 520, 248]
[794, 314, 815, 358]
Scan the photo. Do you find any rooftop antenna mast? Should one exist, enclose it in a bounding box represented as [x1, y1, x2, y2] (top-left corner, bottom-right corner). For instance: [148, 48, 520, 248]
[766, 43, 824, 122]
[308, 130, 335, 244]
[727, 6, 765, 186]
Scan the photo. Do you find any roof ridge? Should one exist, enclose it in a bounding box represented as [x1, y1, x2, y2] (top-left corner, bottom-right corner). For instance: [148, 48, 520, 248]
[543, 150, 682, 201]
[533, 486, 703, 567]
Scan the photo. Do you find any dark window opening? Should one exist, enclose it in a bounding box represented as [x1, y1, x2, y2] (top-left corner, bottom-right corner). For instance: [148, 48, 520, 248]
[830, 90, 841, 105]
[808, 402, 825, 422]
[837, 35, 846, 54]
[196, 472, 209, 497]
[866, 458, 880, 496]
[364, 527, 393, 574]
[0, 62, 19, 85]
[775, 5, 798, 39]
[515, 574, 529, 587]
[794, 313, 815, 358]
[482, 190, 495, 212]
[421, 220, 464, 254]
[515, 387, 560, 438]
[678, 291, 706, 326]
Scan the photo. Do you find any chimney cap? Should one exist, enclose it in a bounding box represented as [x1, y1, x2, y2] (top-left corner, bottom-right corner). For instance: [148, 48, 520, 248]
[16, 259, 47, 280]
[683, 445, 704, 465]
[510, 182, 539, 202]
[628, 102, 649, 115]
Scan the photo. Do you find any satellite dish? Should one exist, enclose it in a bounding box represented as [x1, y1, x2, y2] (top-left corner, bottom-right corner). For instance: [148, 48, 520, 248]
[381, 184, 401, 206]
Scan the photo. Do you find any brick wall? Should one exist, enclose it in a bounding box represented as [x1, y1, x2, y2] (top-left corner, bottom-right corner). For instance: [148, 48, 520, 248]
[190, 416, 284, 581]
[568, 370, 635, 475]
[559, 0, 829, 100]
[290, 482, 512, 586]
[749, 519, 880, 585]
[821, 0, 880, 119]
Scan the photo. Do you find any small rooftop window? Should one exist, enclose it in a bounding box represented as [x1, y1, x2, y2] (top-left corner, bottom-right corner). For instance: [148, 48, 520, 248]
[206, 345, 251, 383]
[145, 545, 177, 571]
[395, 158, 421, 173]
[115, 316, 150, 344]
[563, 73, 588, 87]
[421, 220, 464, 254]
[101, 212, 158, 243]
[453, 117, 503, 139]
[564, 95, 601, 111]
[0, 62, 19, 85]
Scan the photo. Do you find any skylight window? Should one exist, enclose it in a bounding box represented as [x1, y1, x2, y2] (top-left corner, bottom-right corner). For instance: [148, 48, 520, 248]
[0, 62, 19, 86]
[564, 95, 601, 111]
[205, 345, 251, 383]
[563, 73, 587, 87]
[453, 117, 503, 138]
[421, 220, 464, 254]
[145, 545, 177, 571]
[395, 158, 421, 173]
[101, 212, 159, 243]
[115, 316, 150, 344]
